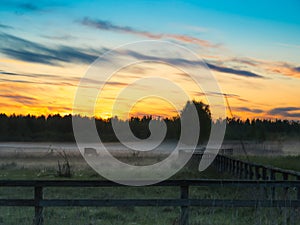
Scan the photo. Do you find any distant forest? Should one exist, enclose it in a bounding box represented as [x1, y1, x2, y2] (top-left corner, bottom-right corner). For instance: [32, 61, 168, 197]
[0, 101, 299, 142]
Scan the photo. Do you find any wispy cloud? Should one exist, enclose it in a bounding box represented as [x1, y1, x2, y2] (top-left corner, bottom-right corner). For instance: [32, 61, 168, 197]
[0, 70, 63, 79]
[47, 105, 73, 112]
[124, 50, 264, 78]
[293, 67, 300, 73]
[260, 62, 300, 79]
[206, 63, 263, 78]
[269, 107, 300, 118]
[0, 94, 38, 105]
[206, 92, 249, 102]
[14, 1, 67, 14]
[79, 17, 216, 48]
[0, 32, 99, 65]
[230, 57, 300, 79]
[0, 23, 13, 29]
[233, 106, 264, 114]
[0, 69, 128, 89]
[18, 3, 40, 11]
[0, 31, 263, 78]
[41, 34, 76, 40]
[80, 17, 161, 38]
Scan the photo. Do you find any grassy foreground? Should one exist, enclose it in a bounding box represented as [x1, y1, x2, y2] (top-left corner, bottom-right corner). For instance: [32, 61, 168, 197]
[0, 154, 299, 225]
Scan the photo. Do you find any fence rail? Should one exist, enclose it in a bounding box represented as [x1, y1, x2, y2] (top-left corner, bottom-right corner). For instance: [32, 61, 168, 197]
[214, 154, 300, 179]
[1, 179, 300, 225]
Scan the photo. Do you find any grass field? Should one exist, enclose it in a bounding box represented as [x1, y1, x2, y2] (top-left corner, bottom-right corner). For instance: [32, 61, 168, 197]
[0, 153, 299, 225]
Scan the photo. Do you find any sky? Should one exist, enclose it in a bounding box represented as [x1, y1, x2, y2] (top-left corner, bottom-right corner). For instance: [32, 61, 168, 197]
[0, 0, 300, 120]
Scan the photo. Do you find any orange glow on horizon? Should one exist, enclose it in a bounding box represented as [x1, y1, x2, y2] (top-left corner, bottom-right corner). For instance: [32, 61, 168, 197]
[1, 58, 300, 121]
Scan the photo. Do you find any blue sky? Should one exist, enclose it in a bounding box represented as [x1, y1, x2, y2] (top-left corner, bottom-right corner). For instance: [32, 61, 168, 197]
[0, 0, 300, 119]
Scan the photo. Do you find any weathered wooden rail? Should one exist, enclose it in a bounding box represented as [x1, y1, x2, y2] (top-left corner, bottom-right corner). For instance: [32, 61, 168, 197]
[214, 154, 300, 181]
[1, 179, 300, 225]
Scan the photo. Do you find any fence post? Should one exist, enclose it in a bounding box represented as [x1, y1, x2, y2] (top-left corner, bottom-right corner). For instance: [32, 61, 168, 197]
[297, 176, 300, 200]
[255, 166, 261, 180]
[262, 167, 267, 180]
[235, 161, 238, 177]
[270, 170, 276, 200]
[282, 173, 289, 198]
[244, 163, 249, 179]
[220, 156, 224, 172]
[239, 162, 243, 179]
[249, 165, 254, 180]
[232, 160, 236, 176]
[215, 155, 219, 171]
[34, 186, 44, 225]
[225, 157, 228, 172]
[282, 173, 289, 225]
[180, 185, 189, 225]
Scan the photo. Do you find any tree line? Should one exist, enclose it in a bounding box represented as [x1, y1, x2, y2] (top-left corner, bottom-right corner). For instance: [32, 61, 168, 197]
[0, 100, 299, 142]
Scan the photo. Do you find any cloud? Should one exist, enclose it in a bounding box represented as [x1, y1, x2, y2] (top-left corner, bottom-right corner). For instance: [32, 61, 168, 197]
[47, 106, 73, 112]
[79, 17, 215, 48]
[167, 34, 214, 47]
[1, 48, 59, 65]
[0, 70, 20, 76]
[205, 63, 263, 78]
[0, 77, 76, 87]
[19, 3, 40, 11]
[230, 57, 259, 67]
[263, 62, 300, 79]
[0, 77, 37, 84]
[0, 32, 99, 65]
[14, 1, 68, 14]
[207, 92, 248, 102]
[269, 107, 300, 118]
[0, 69, 80, 87]
[234, 107, 264, 114]
[192, 91, 249, 103]
[0, 23, 13, 29]
[0, 94, 37, 105]
[0, 32, 263, 79]
[231, 57, 300, 79]
[294, 67, 300, 73]
[124, 50, 264, 78]
[41, 34, 76, 40]
[0, 70, 61, 79]
[80, 17, 160, 38]
[0, 69, 129, 89]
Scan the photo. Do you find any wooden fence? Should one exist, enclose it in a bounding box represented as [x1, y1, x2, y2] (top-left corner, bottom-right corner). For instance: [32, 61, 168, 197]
[214, 153, 300, 200]
[215, 154, 300, 180]
[1, 179, 300, 225]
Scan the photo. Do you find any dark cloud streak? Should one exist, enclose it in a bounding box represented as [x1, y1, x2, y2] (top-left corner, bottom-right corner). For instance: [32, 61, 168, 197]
[0, 31, 263, 78]
[206, 63, 263, 78]
[0, 32, 98, 65]
[19, 3, 40, 11]
[294, 67, 300, 72]
[0, 94, 37, 105]
[0, 23, 13, 29]
[79, 17, 215, 47]
[41, 34, 76, 40]
[269, 107, 300, 118]
[234, 107, 264, 114]
[125, 50, 264, 78]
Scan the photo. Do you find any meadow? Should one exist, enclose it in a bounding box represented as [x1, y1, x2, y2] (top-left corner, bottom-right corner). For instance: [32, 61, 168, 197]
[0, 151, 299, 225]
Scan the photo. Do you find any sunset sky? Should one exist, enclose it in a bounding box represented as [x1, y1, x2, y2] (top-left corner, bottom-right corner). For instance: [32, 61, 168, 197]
[0, 0, 300, 120]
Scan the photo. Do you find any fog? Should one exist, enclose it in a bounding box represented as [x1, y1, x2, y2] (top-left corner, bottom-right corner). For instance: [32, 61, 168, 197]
[0, 140, 299, 156]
